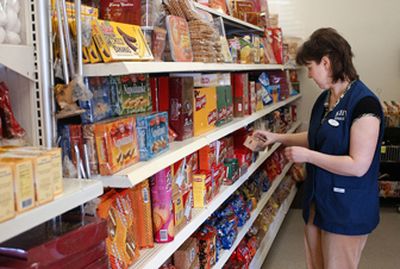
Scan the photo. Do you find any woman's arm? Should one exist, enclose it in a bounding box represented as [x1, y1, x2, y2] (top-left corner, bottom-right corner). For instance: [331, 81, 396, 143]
[284, 116, 380, 177]
[253, 130, 309, 148]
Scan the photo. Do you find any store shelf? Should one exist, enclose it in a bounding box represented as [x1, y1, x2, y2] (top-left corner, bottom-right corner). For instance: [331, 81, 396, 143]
[249, 185, 298, 269]
[0, 44, 35, 81]
[98, 95, 302, 188]
[213, 162, 294, 269]
[129, 129, 299, 269]
[83, 62, 286, 77]
[193, 2, 264, 32]
[0, 179, 104, 243]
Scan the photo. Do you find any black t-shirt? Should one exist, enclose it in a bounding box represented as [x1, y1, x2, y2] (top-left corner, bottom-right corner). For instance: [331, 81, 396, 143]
[351, 96, 382, 123]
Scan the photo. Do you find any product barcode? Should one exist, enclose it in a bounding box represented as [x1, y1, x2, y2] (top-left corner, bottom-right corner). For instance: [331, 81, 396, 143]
[22, 198, 32, 208]
[160, 229, 168, 242]
[142, 188, 149, 203]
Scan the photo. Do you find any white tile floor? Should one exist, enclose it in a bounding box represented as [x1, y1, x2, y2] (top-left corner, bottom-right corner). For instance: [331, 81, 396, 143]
[262, 208, 400, 269]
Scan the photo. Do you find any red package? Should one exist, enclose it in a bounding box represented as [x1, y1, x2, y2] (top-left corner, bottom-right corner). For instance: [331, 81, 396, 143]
[231, 73, 249, 117]
[99, 0, 141, 25]
[0, 82, 26, 139]
[267, 28, 283, 64]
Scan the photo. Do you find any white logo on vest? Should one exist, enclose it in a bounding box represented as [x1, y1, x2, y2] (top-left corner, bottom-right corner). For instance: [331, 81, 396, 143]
[334, 109, 347, 121]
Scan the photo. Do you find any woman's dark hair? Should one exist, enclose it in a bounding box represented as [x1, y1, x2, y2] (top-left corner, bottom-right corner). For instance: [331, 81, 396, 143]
[296, 28, 359, 82]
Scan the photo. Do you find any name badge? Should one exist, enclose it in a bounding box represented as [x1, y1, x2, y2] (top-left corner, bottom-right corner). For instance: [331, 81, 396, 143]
[328, 119, 339, 127]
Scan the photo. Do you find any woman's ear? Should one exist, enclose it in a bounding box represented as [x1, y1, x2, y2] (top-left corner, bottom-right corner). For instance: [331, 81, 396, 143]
[321, 55, 331, 70]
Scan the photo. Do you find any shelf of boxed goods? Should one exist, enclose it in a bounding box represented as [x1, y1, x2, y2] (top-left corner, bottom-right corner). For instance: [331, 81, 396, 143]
[249, 184, 298, 269]
[98, 94, 302, 188]
[83, 62, 288, 77]
[0, 178, 103, 243]
[212, 161, 294, 269]
[192, 2, 264, 33]
[0, 44, 35, 81]
[131, 122, 300, 269]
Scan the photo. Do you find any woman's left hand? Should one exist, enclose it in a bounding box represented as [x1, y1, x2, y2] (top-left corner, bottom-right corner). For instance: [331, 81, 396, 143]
[284, 146, 311, 163]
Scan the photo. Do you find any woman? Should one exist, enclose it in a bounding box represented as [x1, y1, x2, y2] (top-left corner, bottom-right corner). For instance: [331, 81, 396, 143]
[254, 28, 383, 269]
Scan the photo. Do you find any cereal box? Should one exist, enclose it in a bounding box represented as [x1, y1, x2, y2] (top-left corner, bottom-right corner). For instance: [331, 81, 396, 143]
[92, 19, 153, 62]
[136, 112, 169, 161]
[169, 77, 194, 141]
[193, 87, 217, 136]
[80, 77, 115, 124]
[114, 74, 152, 115]
[94, 117, 139, 175]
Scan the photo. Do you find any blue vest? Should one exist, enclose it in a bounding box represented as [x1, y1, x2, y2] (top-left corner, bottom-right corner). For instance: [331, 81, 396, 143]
[303, 80, 384, 235]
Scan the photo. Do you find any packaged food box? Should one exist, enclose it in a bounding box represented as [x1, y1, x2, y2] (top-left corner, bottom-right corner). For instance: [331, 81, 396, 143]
[173, 156, 193, 194]
[182, 187, 193, 223]
[99, 0, 141, 25]
[94, 117, 139, 175]
[151, 27, 167, 61]
[0, 152, 53, 206]
[80, 77, 115, 124]
[92, 19, 153, 62]
[249, 81, 257, 114]
[83, 125, 100, 176]
[130, 180, 154, 249]
[255, 82, 263, 111]
[193, 87, 217, 136]
[233, 0, 255, 20]
[67, 125, 84, 167]
[225, 85, 234, 122]
[165, 15, 193, 62]
[136, 112, 169, 161]
[169, 77, 194, 141]
[193, 171, 213, 208]
[0, 165, 15, 223]
[231, 73, 249, 117]
[216, 86, 227, 126]
[113, 74, 152, 115]
[267, 28, 283, 64]
[173, 238, 199, 269]
[151, 167, 174, 243]
[0, 216, 107, 265]
[198, 142, 217, 171]
[173, 192, 185, 230]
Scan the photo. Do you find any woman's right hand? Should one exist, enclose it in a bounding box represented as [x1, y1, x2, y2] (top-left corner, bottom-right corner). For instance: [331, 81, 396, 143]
[253, 130, 279, 147]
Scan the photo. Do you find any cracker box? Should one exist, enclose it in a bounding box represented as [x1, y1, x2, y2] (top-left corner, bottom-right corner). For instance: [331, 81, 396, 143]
[193, 87, 217, 136]
[136, 112, 169, 161]
[0, 158, 35, 212]
[114, 74, 152, 115]
[0, 152, 53, 205]
[193, 171, 213, 208]
[231, 73, 249, 117]
[169, 77, 194, 140]
[80, 77, 115, 124]
[94, 117, 139, 175]
[216, 86, 227, 126]
[198, 142, 217, 171]
[92, 19, 153, 62]
[0, 165, 15, 222]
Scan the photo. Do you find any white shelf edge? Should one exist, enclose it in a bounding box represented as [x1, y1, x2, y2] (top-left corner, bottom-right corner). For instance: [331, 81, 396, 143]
[129, 125, 300, 269]
[99, 95, 302, 188]
[0, 44, 35, 81]
[213, 162, 294, 269]
[83, 62, 285, 77]
[193, 2, 264, 32]
[0, 178, 104, 243]
[249, 185, 298, 269]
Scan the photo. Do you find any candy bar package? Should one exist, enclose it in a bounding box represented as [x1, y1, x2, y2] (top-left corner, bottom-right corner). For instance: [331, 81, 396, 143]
[169, 77, 194, 141]
[94, 117, 139, 175]
[151, 167, 175, 243]
[99, 0, 141, 25]
[0, 216, 107, 265]
[136, 112, 169, 161]
[113, 74, 152, 116]
[80, 77, 115, 124]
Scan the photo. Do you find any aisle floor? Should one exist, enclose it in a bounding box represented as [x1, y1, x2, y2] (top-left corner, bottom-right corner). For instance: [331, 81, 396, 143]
[262, 208, 400, 269]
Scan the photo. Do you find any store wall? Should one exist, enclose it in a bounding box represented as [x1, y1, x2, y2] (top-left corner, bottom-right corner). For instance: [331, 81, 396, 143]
[269, 0, 400, 128]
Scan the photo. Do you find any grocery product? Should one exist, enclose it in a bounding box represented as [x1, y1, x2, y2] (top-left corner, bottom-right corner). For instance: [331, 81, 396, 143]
[169, 77, 194, 141]
[136, 112, 169, 161]
[193, 87, 217, 136]
[193, 171, 213, 208]
[99, 0, 141, 25]
[0, 165, 15, 223]
[92, 19, 153, 62]
[151, 27, 167, 61]
[173, 238, 199, 269]
[151, 167, 175, 243]
[82, 124, 100, 176]
[231, 73, 249, 117]
[94, 117, 139, 175]
[165, 15, 194, 62]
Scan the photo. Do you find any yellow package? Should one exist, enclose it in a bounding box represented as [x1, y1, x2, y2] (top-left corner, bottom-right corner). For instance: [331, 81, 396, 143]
[0, 158, 35, 213]
[0, 152, 54, 205]
[193, 87, 217, 136]
[0, 165, 15, 222]
[92, 19, 153, 63]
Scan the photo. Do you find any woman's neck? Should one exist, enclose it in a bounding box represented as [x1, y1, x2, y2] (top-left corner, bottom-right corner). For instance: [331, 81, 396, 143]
[330, 79, 351, 99]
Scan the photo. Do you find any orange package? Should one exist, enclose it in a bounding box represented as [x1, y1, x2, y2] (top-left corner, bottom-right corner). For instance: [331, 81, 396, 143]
[130, 180, 154, 249]
[198, 142, 217, 171]
[94, 117, 140, 175]
[193, 87, 217, 136]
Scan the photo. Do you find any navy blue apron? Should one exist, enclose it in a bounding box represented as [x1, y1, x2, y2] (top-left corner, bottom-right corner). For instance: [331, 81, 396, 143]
[304, 80, 384, 235]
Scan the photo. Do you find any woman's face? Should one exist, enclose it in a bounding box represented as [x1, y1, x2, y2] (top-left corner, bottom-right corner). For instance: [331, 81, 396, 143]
[305, 57, 332, 89]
